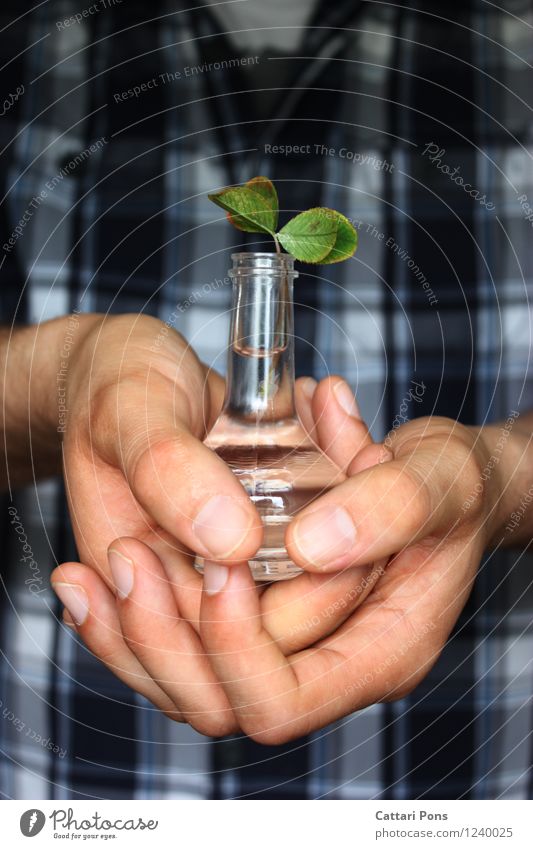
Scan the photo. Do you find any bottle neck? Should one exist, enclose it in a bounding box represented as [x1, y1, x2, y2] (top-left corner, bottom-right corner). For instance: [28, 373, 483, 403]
[223, 252, 298, 424]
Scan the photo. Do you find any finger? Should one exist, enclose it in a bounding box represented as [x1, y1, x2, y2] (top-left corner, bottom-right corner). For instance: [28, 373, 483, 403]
[286, 456, 460, 572]
[62, 608, 77, 628]
[108, 537, 238, 737]
[200, 549, 448, 745]
[200, 560, 389, 744]
[311, 377, 373, 472]
[51, 563, 183, 721]
[148, 533, 202, 634]
[204, 364, 226, 430]
[153, 373, 323, 633]
[157, 520, 386, 655]
[295, 376, 318, 438]
[315, 536, 478, 707]
[200, 561, 305, 742]
[92, 371, 263, 563]
[260, 559, 387, 653]
[348, 442, 393, 476]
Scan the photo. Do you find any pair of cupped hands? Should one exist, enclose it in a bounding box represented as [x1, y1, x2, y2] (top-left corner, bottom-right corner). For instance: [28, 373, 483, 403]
[52, 315, 491, 743]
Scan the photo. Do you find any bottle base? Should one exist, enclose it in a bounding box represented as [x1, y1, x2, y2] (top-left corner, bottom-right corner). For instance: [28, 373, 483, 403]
[195, 552, 303, 583]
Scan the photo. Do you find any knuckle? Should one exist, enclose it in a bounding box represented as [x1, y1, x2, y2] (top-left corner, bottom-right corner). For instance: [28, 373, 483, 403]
[84, 381, 120, 456]
[129, 440, 161, 495]
[121, 633, 139, 656]
[382, 464, 432, 537]
[94, 645, 124, 669]
[129, 434, 184, 497]
[162, 708, 185, 723]
[245, 723, 290, 746]
[201, 625, 241, 655]
[385, 655, 435, 701]
[457, 442, 489, 519]
[383, 644, 441, 702]
[384, 678, 419, 701]
[241, 704, 303, 746]
[406, 482, 433, 534]
[190, 713, 237, 738]
[121, 628, 148, 658]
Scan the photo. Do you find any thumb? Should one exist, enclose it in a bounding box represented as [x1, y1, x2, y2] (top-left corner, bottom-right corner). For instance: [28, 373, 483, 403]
[286, 455, 459, 572]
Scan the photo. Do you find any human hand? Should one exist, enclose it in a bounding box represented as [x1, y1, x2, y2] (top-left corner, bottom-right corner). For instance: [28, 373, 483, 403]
[52, 318, 384, 731]
[198, 415, 495, 742]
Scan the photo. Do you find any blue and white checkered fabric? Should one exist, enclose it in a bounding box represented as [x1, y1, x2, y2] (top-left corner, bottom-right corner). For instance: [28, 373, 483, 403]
[0, 0, 532, 799]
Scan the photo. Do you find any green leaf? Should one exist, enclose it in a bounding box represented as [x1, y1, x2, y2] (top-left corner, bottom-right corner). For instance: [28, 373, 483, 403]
[314, 210, 358, 264]
[244, 176, 278, 230]
[208, 178, 358, 265]
[208, 185, 277, 234]
[277, 208, 339, 263]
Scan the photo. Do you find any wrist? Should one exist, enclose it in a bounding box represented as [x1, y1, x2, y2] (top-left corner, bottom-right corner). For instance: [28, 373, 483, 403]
[1, 313, 103, 487]
[33, 312, 104, 437]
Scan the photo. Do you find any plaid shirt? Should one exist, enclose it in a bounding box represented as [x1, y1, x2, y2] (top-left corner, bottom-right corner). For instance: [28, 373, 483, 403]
[1, 0, 532, 800]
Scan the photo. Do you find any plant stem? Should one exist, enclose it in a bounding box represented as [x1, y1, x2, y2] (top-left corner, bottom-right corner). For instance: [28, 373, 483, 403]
[273, 233, 281, 254]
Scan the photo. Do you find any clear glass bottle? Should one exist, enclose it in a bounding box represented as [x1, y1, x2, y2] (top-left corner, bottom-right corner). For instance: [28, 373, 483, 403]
[195, 251, 345, 582]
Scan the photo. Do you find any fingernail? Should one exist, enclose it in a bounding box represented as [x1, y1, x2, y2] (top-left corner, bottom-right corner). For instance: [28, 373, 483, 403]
[379, 446, 394, 464]
[108, 549, 134, 600]
[300, 377, 317, 401]
[203, 560, 229, 595]
[193, 495, 251, 558]
[53, 583, 89, 626]
[62, 609, 77, 629]
[293, 505, 356, 568]
[334, 380, 361, 418]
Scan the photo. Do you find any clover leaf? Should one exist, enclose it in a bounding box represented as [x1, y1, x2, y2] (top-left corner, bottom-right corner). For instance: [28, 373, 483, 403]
[209, 176, 358, 264]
